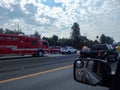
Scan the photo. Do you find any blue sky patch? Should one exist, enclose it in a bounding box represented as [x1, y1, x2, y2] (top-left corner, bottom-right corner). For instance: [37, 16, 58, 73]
[42, 0, 62, 8]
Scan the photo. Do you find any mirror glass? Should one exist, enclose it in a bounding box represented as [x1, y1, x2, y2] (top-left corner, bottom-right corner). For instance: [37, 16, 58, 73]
[74, 58, 110, 85]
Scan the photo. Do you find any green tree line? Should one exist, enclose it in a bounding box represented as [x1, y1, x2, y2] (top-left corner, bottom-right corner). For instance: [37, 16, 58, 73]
[42, 22, 114, 49]
[0, 28, 24, 35]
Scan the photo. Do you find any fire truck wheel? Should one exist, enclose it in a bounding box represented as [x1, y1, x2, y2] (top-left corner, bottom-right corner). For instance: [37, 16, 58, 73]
[38, 50, 44, 57]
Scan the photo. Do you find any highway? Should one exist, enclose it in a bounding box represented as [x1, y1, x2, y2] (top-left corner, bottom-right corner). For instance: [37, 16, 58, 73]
[0, 54, 109, 90]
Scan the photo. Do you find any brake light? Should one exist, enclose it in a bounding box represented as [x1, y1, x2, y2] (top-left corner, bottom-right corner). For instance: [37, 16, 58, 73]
[98, 50, 101, 56]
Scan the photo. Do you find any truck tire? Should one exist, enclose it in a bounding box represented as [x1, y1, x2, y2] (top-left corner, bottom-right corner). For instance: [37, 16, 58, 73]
[67, 51, 71, 54]
[38, 50, 44, 57]
[75, 50, 77, 54]
[61, 52, 64, 54]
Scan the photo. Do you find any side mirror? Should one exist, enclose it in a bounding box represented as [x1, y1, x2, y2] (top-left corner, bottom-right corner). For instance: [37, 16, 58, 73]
[73, 58, 111, 86]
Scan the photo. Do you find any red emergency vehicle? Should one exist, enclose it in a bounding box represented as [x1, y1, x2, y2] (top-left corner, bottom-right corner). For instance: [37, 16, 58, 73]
[39, 40, 50, 53]
[49, 46, 61, 54]
[0, 34, 49, 57]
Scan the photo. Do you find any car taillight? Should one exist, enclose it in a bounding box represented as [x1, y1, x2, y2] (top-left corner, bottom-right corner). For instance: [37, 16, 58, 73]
[98, 50, 101, 56]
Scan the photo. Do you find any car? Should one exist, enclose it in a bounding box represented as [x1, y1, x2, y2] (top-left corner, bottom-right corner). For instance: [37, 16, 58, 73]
[61, 46, 77, 54]
[80, 44, 119, 62]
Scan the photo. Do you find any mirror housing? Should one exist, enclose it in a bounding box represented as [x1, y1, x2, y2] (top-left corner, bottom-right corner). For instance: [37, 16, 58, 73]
[73, 58, 111, 86]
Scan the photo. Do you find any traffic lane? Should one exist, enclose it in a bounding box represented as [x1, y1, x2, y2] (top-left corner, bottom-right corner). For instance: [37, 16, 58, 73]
[0, 54, 78, 60]
[0, 60, 73, 81]
[0, 55, 33, 60]
[0, 66, 108, 90]
[0, 54, 118, 81]
[0, 54, 78, 72]
[0, 54, 78, 81]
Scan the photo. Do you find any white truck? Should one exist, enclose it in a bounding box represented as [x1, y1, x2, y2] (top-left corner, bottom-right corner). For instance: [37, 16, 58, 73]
[61, 46, 77, 54]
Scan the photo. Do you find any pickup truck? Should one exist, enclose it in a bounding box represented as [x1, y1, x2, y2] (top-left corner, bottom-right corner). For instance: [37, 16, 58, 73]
[61, 46, 77, 54]
[80, 44, 119, 62]
[49, 46, 61, 54]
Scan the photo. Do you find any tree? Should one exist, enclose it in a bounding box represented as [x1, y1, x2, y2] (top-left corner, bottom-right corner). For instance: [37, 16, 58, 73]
[106, 36, 114, 44]
[42, 35, 59, 46]
[4, 28, 15, 34]
[14, 29, 24, 35]
[99, 34, 114, 44]
[58, 38, 72, 46]
[4, 28, 24, 35]
[93, 40, 99, 44]
[0, 28, 4, 34]
[42, 36, 49, 41]
[71, 22, 81, 49]
[52, 35, 58, 42]
[79, 36, 92, 49]
[32, 31, 41, 40]
[52, 35, 58, 45]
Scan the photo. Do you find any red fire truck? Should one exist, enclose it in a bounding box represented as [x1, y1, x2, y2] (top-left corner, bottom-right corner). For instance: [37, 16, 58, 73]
[0, 34, 49, 57]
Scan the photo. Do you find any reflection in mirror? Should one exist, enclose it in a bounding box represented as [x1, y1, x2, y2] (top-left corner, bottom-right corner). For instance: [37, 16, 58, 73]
[74, 58, 110, 85]
[76, 60, 84, 68]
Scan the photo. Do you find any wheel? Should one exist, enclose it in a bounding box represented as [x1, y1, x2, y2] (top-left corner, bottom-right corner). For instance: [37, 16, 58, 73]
[75, 50, 77, 54]
[61, 52, 64, 54]
[67, 51, 71, 54]
[38, 50, 44, 57]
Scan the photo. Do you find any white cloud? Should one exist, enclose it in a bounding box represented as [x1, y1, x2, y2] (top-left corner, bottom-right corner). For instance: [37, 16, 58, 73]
[0, 0, 120, 42]
[35, 16, 50, 24]
[0, 0, 17, 11]
[0, 15, 2, 18]
[36, 3, 50, 16]
[19, 0, 39, 14]
[1, 18, 25, 30]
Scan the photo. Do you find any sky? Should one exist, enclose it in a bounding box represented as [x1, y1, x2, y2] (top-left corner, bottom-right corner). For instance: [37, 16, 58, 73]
[0, 0, 120, 42]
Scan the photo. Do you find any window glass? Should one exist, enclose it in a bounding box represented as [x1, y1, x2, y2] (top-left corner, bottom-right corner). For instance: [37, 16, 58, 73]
[32, 40, 38, 45]
[0, 36, 4, 39]
[6, 37, 12, 40]
[13, 37, 19, 40]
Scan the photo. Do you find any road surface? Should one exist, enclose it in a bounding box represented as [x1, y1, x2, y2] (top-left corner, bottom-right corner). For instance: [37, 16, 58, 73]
[0, 54, 110, 90]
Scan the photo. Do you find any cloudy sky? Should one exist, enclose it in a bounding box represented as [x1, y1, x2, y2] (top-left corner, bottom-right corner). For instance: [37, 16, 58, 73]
[0, 0, 120, 42]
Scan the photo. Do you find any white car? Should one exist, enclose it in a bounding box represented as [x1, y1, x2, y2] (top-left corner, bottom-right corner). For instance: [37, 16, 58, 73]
[61, 46, 77, 54]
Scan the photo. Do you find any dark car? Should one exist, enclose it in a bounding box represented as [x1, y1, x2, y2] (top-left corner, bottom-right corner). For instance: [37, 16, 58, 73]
[80, 44, 119, 62]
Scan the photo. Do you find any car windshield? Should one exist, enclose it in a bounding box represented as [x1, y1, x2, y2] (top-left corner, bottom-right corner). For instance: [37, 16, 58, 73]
[0, 0, 119, 90]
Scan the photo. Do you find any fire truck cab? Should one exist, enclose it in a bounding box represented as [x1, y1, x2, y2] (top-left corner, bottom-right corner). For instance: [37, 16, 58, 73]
[0, 34, 49, 57]
[39, 40, 50, 53]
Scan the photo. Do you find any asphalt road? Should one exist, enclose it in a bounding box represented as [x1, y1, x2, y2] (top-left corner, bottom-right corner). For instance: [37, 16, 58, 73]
[0, 54, 110, 90]
[0, 54, 78, 72]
